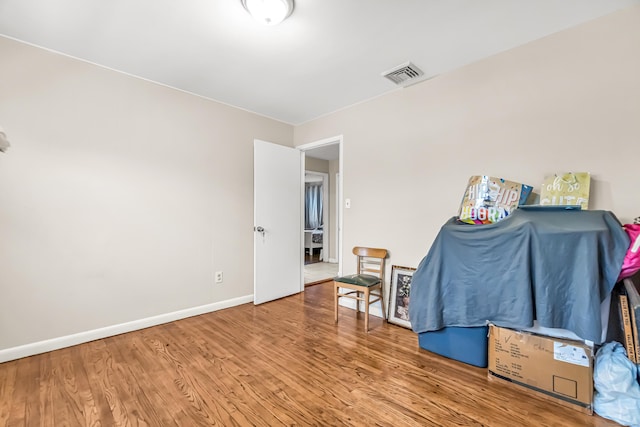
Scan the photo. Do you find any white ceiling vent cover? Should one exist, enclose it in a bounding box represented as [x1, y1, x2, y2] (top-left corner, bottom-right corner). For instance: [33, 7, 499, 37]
[382, 62, 424, 86]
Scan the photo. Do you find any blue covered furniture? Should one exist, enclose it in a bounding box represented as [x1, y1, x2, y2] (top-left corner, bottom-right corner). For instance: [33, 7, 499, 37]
[409, 209, 629, 366]
[418, 326, 489, 368]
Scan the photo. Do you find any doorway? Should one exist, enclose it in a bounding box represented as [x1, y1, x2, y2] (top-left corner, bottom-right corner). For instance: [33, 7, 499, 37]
[299, 136, 343, 286]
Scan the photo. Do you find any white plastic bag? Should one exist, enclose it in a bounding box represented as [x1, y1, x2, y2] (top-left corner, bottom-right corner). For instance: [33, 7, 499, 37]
[594, 342, 640, 426]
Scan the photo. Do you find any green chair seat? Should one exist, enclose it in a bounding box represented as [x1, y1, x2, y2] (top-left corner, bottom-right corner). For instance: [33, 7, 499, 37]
[334, 273, 381, 287]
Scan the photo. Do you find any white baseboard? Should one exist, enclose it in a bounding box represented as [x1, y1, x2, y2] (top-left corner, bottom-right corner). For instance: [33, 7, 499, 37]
[328, 258, 338, 263]
[338, 298, 385, 318]
[0, 294, 254, 363]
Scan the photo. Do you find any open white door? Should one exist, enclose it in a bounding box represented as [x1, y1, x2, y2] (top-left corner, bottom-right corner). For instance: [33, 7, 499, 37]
[254, 140, 303, 304]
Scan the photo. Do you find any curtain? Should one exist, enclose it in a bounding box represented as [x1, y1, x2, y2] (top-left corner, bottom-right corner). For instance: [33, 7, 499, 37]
[305, 183, 323, 229]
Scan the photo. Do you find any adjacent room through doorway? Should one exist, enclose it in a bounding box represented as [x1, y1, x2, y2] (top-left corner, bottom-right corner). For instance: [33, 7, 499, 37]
[301, 139, 341, 286]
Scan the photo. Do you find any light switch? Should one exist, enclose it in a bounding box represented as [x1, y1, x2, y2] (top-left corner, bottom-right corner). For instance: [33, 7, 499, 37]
[345, 198, 351, 209]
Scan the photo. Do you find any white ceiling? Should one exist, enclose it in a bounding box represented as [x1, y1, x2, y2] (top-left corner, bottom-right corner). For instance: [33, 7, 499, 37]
[0, 0, 638, 125]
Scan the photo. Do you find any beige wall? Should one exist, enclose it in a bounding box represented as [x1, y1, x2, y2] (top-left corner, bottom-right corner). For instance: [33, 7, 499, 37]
[2, 5, 639, 356]
[295, 6, 640, 273]
[305, 157, 329, 174]
[0, 37, 293, 351]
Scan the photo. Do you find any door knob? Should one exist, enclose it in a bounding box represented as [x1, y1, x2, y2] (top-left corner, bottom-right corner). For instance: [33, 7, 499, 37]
[254, 226, 266, 241]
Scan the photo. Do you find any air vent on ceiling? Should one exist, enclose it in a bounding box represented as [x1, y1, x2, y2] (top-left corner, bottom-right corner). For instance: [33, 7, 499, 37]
[382, 62, 424, 86]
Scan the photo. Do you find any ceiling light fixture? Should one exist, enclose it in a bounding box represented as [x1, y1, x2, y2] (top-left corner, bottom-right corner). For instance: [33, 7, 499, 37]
[242, 0, 294, 26]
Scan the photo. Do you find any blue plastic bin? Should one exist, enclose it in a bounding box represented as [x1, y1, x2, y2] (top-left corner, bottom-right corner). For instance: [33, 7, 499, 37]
[418, 326, 489, 368]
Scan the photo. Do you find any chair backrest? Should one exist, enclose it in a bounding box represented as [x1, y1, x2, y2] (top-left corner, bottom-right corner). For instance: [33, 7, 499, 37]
[353, 246, 388, 280]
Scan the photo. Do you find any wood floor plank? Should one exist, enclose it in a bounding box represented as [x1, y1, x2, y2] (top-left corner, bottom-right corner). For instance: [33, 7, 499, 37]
[183, 315, 333, 425]
[0, 357, 17, 426]
[50, 346, 103, 426]
[77, 340, 121, 426]
[139, 321, 287, 426]
[5, 355, 41, 426]
[0, 282, 621, 426]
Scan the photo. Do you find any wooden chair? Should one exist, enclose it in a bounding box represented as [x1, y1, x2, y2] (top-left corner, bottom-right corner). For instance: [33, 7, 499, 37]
[334, 247, 388, 332]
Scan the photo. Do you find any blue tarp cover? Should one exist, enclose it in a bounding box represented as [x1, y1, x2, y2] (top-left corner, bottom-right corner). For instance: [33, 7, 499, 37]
[409, 209, 629, 343]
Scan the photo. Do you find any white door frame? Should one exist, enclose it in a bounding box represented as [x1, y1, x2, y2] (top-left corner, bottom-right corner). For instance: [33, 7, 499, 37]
[297, 135, 343, 278]
[335, 171, 341, 265]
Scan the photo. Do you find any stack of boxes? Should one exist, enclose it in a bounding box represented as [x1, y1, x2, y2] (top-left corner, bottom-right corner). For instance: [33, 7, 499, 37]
[418, 275, 640, 415]
[418, 324, 597, 414]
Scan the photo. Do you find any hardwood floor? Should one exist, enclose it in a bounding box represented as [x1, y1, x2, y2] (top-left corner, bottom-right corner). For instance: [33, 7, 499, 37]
[304, 250, 322, 265]
[0, 282, 618, 426]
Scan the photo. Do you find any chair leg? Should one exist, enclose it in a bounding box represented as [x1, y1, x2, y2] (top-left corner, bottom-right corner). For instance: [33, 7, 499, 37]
[364, 287, 370, 332]
[334, 282, 339, 324]
[378, 285, 386, 322]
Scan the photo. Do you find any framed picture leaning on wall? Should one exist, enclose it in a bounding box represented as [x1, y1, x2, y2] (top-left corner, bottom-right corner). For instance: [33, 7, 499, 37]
[388, 265, 416, 328]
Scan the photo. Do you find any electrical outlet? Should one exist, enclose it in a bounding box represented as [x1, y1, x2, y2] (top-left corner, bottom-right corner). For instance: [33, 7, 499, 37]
[215, 271, 223, 283]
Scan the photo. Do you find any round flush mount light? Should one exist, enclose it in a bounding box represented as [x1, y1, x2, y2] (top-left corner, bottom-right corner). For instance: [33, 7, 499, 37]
[242, 0, 294, 26]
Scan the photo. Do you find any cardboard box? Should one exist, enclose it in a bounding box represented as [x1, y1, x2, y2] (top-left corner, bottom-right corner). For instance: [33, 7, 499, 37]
[488, 325, 594, 415]
[623, 277, 640, 363]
